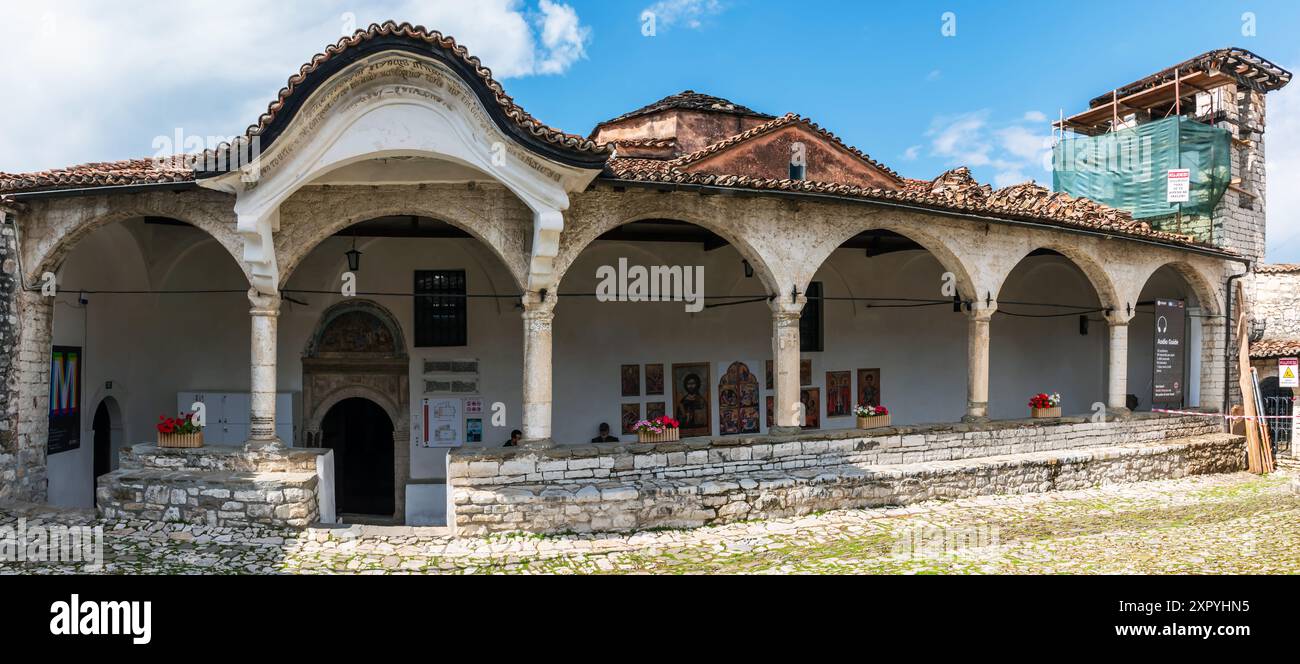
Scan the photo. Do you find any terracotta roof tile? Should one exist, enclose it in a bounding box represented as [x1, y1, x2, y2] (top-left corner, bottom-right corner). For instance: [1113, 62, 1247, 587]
[595, 90, 774, 129]
[215, 21, 609, 165]
[672, 113, 902, 182]
[602, 161, 1220, 252]
[1089, 47, 1291, 108]
[0, 158, 194, 195]
[611, 138, 676, 149]
[1251, 338, 1300, 359]
[1256, 264, 1300, 274]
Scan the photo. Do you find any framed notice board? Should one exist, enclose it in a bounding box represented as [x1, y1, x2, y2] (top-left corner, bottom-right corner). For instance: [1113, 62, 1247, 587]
[48, 346, 83, 455]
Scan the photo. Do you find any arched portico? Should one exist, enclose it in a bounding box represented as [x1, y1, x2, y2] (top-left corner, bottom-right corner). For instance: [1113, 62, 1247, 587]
[195, 30, 607, 448]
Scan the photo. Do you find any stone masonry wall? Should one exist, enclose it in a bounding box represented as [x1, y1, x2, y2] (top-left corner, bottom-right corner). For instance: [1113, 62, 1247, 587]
[449, 414, 1232, 535]
[1252, 269, 1300, 342]
[95, 445, 330, 528]
[0, 211, 46, 502]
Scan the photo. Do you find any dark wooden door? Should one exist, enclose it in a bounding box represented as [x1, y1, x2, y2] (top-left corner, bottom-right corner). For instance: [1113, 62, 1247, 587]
[321, 398, 395, 517]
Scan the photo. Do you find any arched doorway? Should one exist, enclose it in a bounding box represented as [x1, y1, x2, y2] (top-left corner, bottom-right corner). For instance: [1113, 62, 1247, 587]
[302, 300, 410, 521]
[321, 398, 396, 518]
[92, 400, 112, 505]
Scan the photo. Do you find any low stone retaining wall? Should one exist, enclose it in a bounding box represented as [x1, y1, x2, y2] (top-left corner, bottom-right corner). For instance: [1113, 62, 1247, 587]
[449, 414, 1239, 535]
[97, 444, 335, 529]
[98, 469, 320, 527]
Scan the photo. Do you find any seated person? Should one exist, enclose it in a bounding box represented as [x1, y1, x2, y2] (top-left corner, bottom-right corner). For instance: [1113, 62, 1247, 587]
[504, 430, 522, 448]
[591, 423, 619, 444]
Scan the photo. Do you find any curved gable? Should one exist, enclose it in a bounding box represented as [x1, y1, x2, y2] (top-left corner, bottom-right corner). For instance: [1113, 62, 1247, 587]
[203, 21, 610, 175]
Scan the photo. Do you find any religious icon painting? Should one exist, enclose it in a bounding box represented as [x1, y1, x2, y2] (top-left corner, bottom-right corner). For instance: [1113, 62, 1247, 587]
[718, 362, 760, 436]
[800, 388, 821, 430]
[765, 360, 774, 390]
[857, 368, 882, 408]
[800, 359, 813, 387]
[646, 401, 666, 421]
[645, 364, 665, 396]
[766, 395, 775, 429]
[621, 364, 641, 397]
[826, 371, 852, 417]
[621, 403, 641, 435]
[672, 363, 712, 438]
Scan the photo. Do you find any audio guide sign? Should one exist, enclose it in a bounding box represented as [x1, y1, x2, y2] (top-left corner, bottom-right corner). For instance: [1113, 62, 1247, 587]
[1152, 299, 1186, 404]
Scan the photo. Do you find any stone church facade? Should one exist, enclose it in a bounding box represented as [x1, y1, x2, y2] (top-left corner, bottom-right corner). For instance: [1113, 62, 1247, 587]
[0, 24, 1291, 532]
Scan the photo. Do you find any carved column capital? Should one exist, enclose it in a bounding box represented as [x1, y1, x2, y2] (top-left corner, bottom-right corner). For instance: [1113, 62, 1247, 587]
[967, 303, 997, 323]
[248, 288, 282, 317]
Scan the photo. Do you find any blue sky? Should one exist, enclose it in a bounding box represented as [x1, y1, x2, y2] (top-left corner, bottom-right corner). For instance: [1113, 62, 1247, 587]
[4, 0, 1300, 259]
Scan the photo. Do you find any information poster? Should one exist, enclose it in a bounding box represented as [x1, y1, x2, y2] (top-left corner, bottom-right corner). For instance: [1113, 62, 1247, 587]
[421, 398, 464, 448]
[1152, 299, 1186, 404]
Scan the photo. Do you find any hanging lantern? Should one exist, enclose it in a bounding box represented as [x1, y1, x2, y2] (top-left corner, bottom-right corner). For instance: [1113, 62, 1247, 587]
[743, 259, 754, 279]
[346, 235, 362, 272]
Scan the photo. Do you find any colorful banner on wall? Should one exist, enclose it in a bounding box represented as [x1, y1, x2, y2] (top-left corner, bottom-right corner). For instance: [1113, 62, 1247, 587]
[48, 346, 83, 455]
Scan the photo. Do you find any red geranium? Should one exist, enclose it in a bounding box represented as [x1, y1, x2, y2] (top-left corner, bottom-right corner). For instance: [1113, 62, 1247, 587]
[156, 412, 202, 435]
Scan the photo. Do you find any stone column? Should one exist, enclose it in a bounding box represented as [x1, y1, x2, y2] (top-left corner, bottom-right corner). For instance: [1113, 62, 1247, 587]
[247, 289, 282, 449]
[770, 297, 806, 435]
[963, 306, 996, 422]
[521, 291, 557, 448]
[1106, 313, 1133, 416]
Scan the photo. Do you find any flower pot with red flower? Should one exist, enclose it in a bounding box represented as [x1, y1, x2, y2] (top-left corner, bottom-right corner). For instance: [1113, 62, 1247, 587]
[157, 412, 205, 449]
[855, 404, 891, 429]
[635, 416, 681, 444]
[1028, 393, 1061, 419]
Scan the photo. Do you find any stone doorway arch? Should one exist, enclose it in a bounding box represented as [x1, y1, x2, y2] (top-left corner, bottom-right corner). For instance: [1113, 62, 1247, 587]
[302, 300, 410, 521]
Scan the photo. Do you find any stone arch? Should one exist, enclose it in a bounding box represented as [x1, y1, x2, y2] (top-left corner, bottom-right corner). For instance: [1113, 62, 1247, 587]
[1127, 260, 1222, 317]
[307, 384, 405, 439]
[23, 191, 248, 286]
[804, 213, 980, 304]
[301, 299, 410, 520]
[553, 204, 784, 297]
[304, 299, 408, 359]
[275, 185, 531, 292]
[994, 243, 1121, 311]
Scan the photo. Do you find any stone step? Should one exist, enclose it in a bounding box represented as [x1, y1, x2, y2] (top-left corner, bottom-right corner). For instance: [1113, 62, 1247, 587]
[452, 433, 1247, 535]
[97, 467, 320, 529]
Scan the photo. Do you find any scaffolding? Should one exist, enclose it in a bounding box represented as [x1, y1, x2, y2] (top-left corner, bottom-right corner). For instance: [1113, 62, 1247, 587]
[1051, 65, 1238, 243]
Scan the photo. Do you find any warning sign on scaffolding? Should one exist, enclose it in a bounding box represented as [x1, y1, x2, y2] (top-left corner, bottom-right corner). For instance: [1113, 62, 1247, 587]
[1280, 358, 1299, 388]
[1153, 299, 1186, 404]
[1166, 169, 1191, 203]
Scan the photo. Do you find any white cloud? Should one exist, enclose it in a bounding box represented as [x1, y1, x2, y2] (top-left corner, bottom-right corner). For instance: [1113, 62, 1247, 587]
[641, 0, 725, 31]
[902, 145, 922, 161]
[926, 69, 942, 82]
[1022, 110, 1048, 123]
[926, 111, 993, 166]
[535, 0, 590, 74]
[923, 110, 1053, 187]
[1266, 66, 1300, 263]
[0, 0, 591, 174]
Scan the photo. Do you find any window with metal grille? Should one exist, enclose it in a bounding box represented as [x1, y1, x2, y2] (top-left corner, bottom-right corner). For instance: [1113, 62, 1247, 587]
[801, 282, 824, 352]
[414, 270, 467, 347]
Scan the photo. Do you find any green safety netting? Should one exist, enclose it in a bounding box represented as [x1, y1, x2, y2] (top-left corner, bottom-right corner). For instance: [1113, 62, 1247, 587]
[1052, 116, 1231, 220]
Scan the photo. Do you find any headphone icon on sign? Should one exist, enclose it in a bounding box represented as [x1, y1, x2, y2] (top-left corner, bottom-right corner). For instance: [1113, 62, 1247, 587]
[1156, 316, 1169, 334]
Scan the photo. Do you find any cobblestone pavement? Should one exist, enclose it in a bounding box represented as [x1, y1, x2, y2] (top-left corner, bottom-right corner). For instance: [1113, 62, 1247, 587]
[3, 471, 1299, 575]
